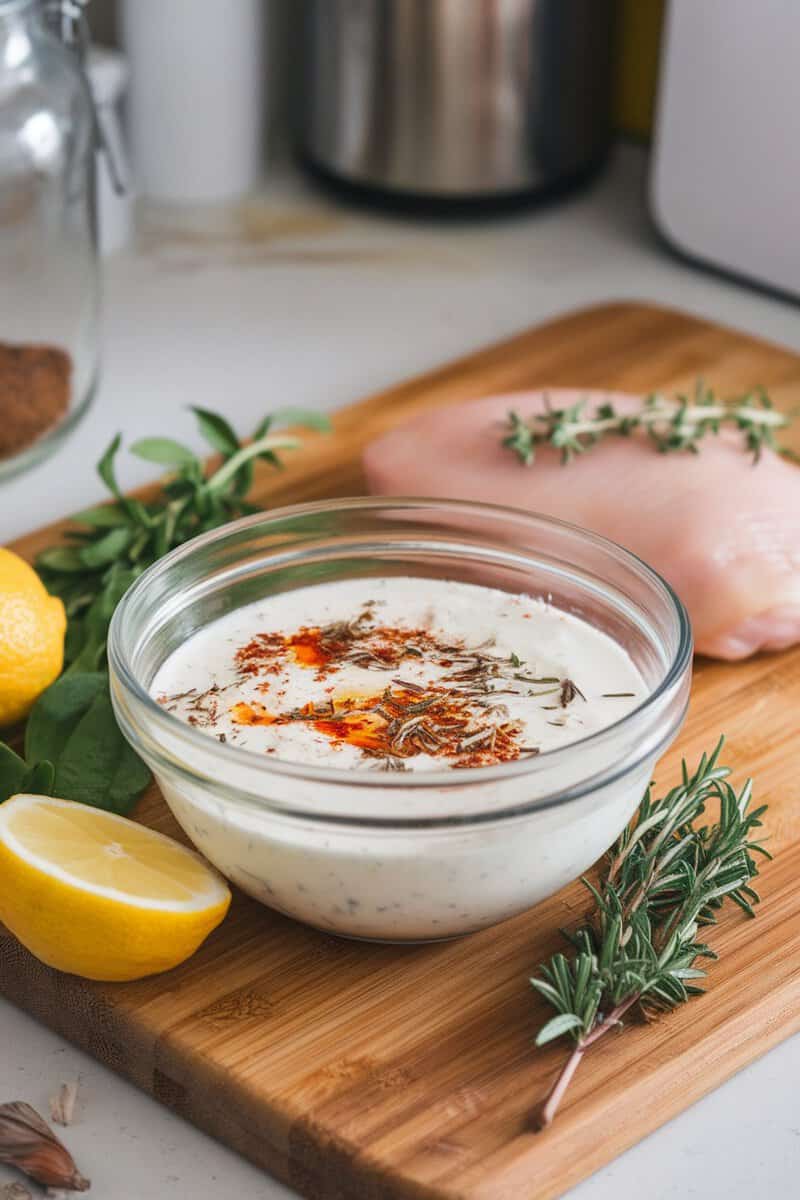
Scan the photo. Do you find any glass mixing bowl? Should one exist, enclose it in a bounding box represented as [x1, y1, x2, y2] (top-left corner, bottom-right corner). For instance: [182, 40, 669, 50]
[109, 497, 692, 942]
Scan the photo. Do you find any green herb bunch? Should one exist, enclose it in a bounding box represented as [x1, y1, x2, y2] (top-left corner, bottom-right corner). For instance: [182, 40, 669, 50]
[37, 406, 329, 671]
[504, 383, 795, 467]
[530, 739, 768, 1129]
[0, 406, 328, 816]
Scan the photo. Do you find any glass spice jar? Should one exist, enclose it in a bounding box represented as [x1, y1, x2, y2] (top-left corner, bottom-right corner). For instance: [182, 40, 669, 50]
[0, 0, 99, 478]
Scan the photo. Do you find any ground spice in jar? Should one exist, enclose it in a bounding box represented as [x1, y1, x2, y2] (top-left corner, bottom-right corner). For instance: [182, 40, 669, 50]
[0, 341, 71, 458]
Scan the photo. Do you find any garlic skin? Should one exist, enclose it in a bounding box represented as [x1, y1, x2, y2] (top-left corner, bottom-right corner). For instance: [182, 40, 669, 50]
[0, 1181, 34, 1200]
[48, 1083, 79, 1129]
[0, 1102, 89, 1192]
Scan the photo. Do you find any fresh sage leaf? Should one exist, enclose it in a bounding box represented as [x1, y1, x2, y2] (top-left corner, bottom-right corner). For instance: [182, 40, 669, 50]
[130, 437, 198, 468]
[78, 525, 134, 569]
[0, 742, 56, 804]
[36, 546, 86, 573]
[97, 433, 123, 498]
[0, 741, 29, 802]
[254, 408, 332, 436]
[25, 672, 107, 764]
[25, 672, 150, 815]
[72, 504, 132, 529]
[191, 406, 239, 456]
[52, 684, 151, 814]
[64, 618, 89, 666]
[127, 527, 153, 562]
[124, 497, 156, 529]
[66, 596, 116, 673]
[103, 560, 139, 611]
[22, 760, 55, 795]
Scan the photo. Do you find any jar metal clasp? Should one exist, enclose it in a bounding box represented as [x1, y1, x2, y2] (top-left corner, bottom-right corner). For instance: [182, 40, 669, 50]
[44, 0, 125, 194]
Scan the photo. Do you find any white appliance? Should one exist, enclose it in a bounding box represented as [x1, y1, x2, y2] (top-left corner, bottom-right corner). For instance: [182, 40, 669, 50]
[650, 0, 800, 301]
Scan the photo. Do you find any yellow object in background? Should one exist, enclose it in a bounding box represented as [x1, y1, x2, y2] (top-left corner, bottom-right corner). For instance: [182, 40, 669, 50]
[615, 0, 666, 141]
[0, 794, 231, 981]
[0, 547, 65, 726]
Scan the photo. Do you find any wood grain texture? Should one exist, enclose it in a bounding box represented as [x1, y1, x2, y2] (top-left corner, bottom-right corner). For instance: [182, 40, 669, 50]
[3, 302, 800, 1200]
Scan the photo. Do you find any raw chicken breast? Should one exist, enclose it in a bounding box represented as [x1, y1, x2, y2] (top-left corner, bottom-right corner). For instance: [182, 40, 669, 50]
[363, 390, 800, 660]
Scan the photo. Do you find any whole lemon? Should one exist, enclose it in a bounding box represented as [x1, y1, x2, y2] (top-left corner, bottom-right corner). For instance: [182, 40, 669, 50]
[0, 548, 66, 726]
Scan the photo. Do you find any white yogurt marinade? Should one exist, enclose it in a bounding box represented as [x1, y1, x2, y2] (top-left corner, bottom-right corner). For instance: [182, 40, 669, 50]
[152, 577, 643, 770]
[148, 577, 650, 941]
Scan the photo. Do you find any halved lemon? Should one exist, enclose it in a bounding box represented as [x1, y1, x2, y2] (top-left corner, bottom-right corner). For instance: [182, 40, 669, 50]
[0, 794, 231, 981]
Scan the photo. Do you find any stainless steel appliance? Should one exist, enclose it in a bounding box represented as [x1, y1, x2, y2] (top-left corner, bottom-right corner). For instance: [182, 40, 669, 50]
[299, 0, 614, 204]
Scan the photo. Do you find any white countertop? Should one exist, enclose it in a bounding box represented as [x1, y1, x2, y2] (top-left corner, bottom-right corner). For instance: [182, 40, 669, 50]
[2, 144, 799, 1198]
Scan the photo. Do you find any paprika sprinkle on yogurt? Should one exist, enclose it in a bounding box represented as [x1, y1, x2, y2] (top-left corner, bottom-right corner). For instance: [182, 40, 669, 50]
[152, 577, 643, 772]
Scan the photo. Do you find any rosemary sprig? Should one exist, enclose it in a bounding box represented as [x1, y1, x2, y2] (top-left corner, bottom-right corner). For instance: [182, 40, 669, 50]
[503, 383, 796, 467]
[36, 406, 329, 671]
[530, 738, 769, 1129]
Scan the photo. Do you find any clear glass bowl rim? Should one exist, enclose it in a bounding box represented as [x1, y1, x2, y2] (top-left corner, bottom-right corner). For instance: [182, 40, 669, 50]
[108, 495, 692, 816]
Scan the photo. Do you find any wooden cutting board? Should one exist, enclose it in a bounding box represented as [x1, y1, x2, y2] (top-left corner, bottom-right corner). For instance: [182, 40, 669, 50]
[3, 302, 800, 1200]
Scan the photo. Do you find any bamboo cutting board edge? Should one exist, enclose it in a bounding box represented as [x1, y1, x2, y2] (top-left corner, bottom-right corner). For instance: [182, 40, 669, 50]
[3, 300, 800, 1200]
[5, 869, 800, 1200]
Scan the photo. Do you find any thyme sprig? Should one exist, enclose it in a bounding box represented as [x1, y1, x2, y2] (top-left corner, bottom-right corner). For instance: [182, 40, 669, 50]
[36, 406, 329, 671]
[530, 738, 769, 1129]
[503, 383, 795, 467]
